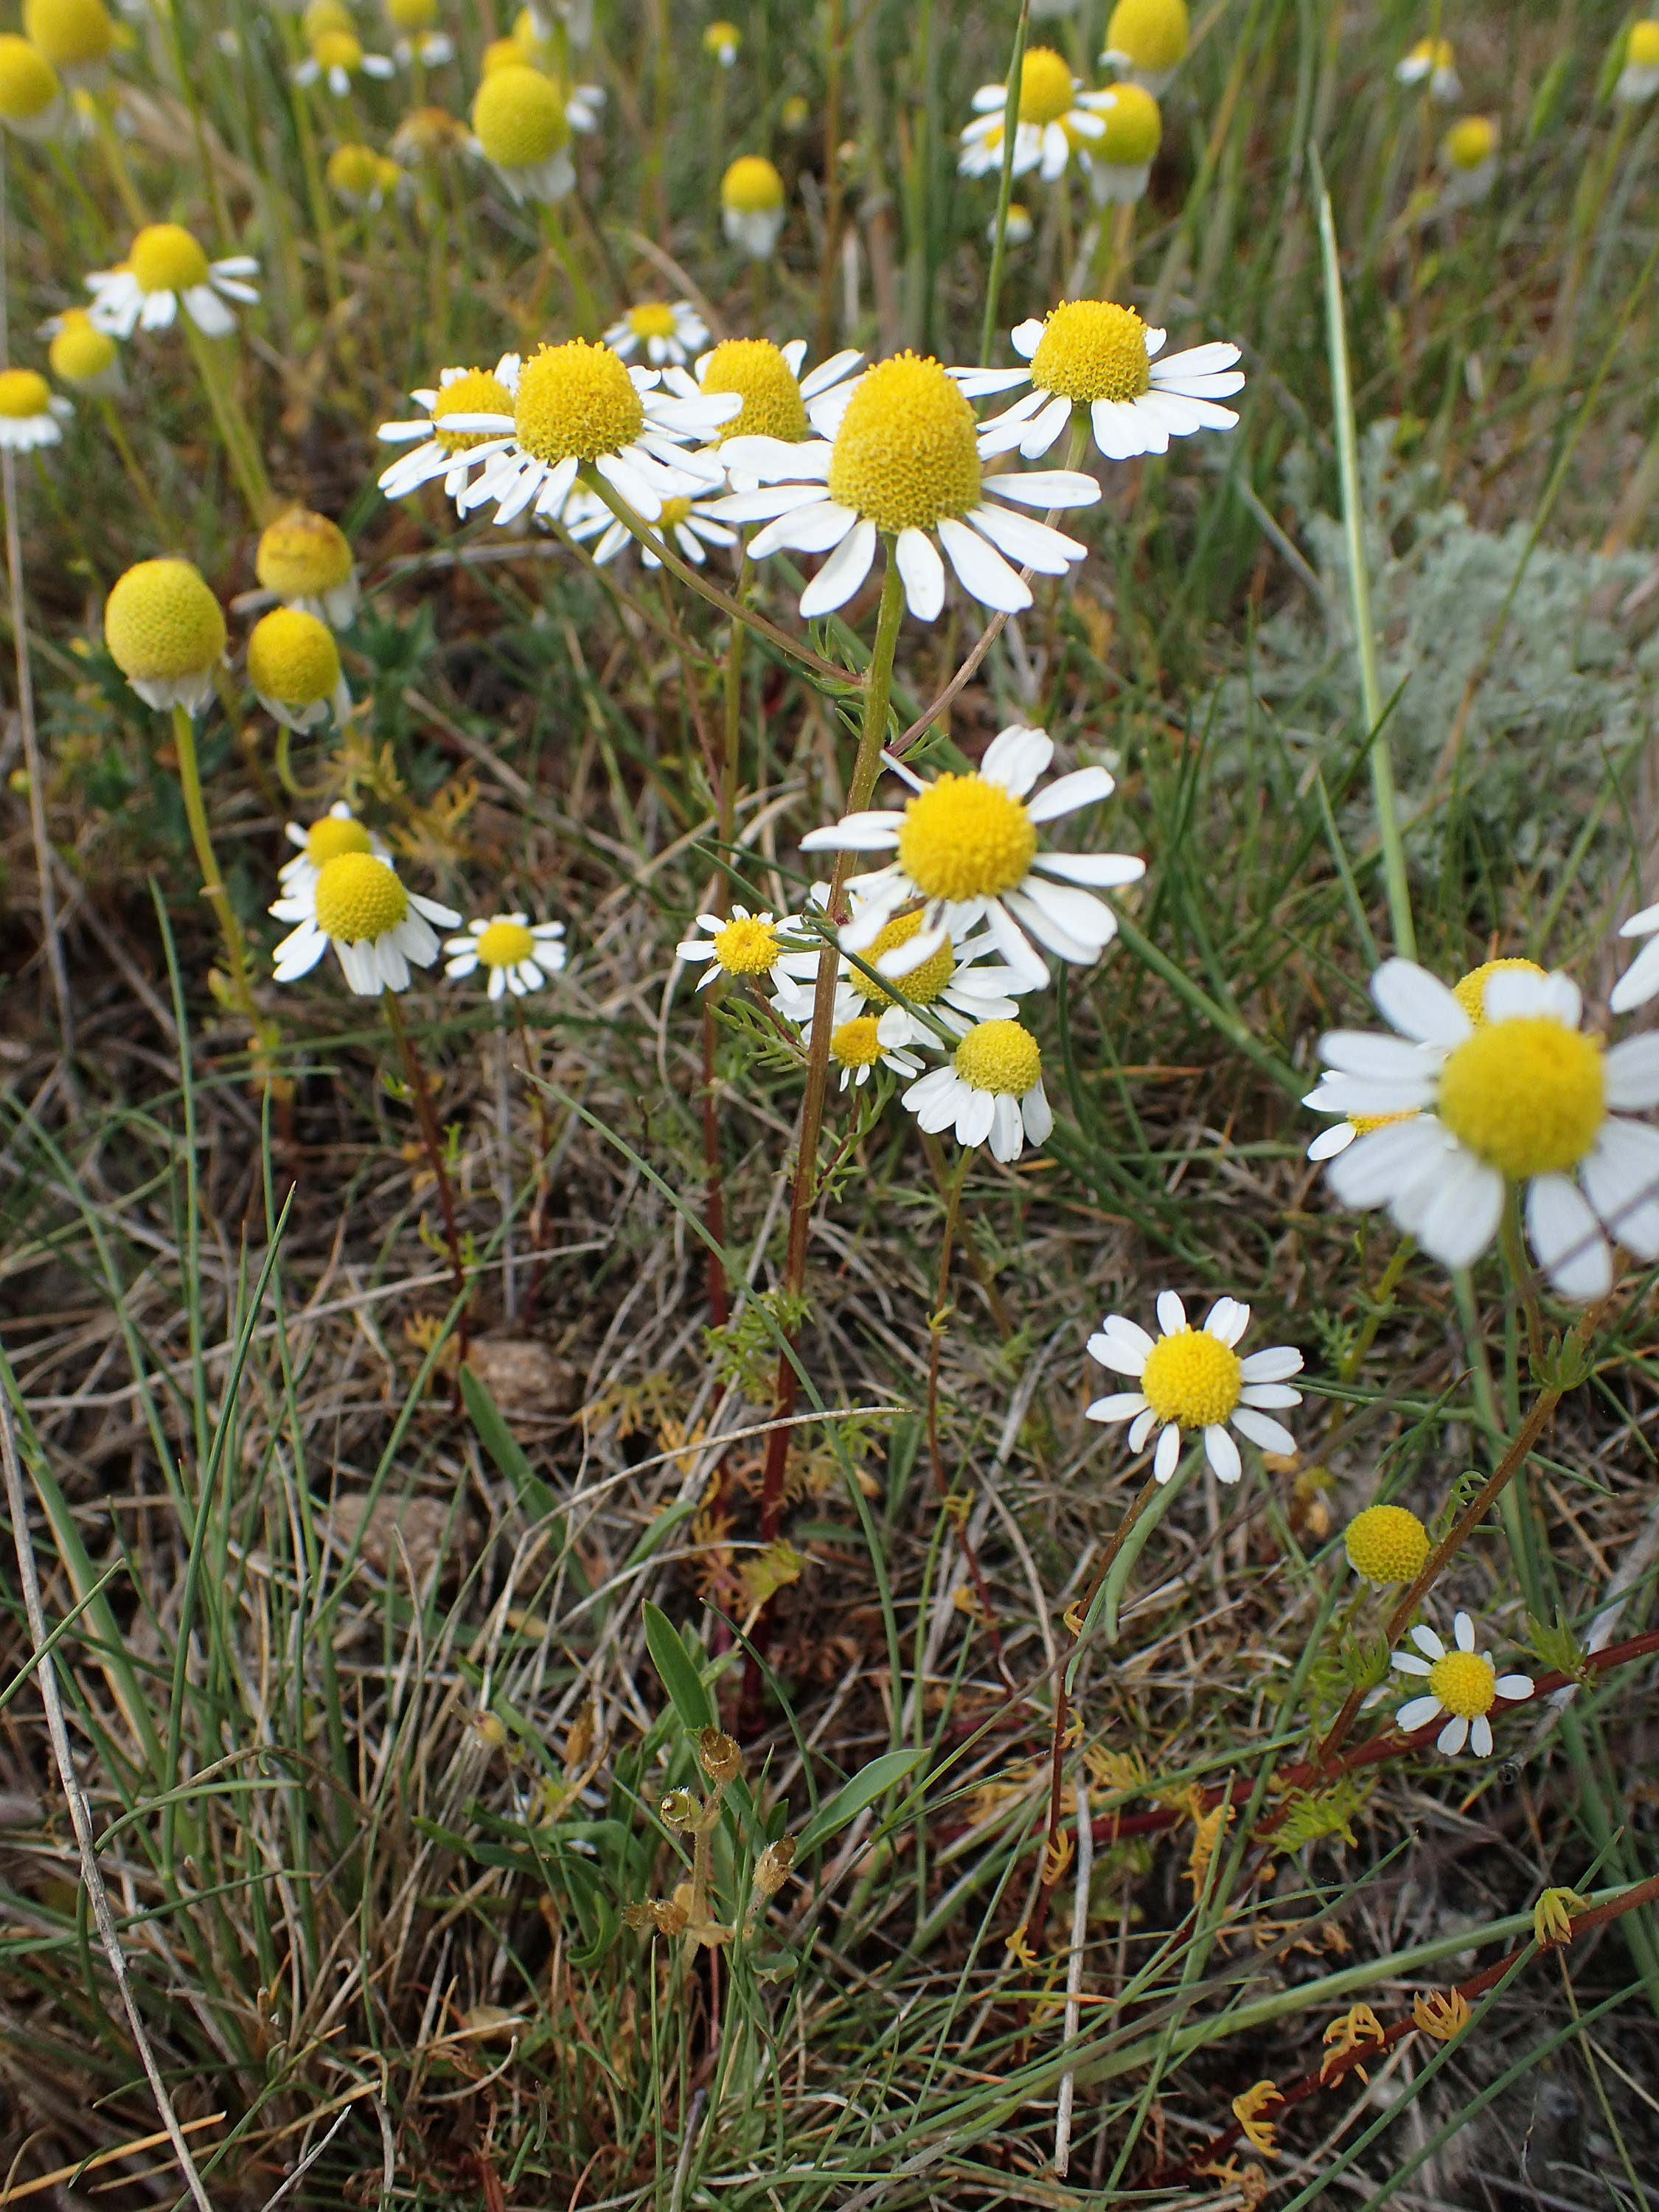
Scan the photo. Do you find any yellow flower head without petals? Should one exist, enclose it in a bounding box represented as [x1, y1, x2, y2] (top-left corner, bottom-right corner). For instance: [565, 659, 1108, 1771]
[0, 35, 60, 119]
[257, 507, 354, 600]
[1343, 1503, 1430, 1585]
[47, 307, 115, 384]
[23, 0, 111, 70]
[246, 607, 341, 707]
[104, 559, 226, 684]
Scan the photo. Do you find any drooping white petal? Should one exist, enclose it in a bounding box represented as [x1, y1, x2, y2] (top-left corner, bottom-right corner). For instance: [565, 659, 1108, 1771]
[1526, 1174, 1612, 1302]
[1204, 1425, 1242, 1483]
[936, 515, 1030, 611]
[1604, 1033, 1659, 1110]
[1582, 1118, 1659, 1257]
[1436, 1715, 1470, 1756]
[799, 518, 877, 616]
[1153, 1422, 1181, 1482]
[1230, 1406, 1296, 1455]
[894, 526, 945, 619]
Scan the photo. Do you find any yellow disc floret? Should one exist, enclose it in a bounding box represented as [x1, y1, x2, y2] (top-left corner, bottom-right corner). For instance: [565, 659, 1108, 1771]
[831, 1015, 883, 1069]
[0, 35, 59, 118]
[700, 338, 810, 443]
[257, 507, 354, 599]
[476, 919, 535, 969]
[23, 0, 111, 70]
[104, 558, 226, 681]
[897, 773, 1037, 902]
[711, 914, 780, 975]
[827, 352, 981, 535]
[247, 608, 341, 706]
[481, 35, 528, 74]
[431, 366, 514, 453]
[1031, 300, 1152, 405]
[953, 1018, 1041, 1096]
[472, 63, 567, 167]
[1407, 36, 1455, 72]
[1105, 0, 1189, 72]
[1094, 81, 1162, 166]
[313, 851, 408, 943]
[1425, 1649, 1497, 1719]
[513, 339, 644, 464]
[627, 302, 679, 342]
[311, 28, 364, 71]
[387, 0, 437, 27]
[47, 308, 115, 384]
[305, 813, 372, 867]
[129, 222, 210, 296]
[1437, 1018, 1604, 1180]
[848, 908, 955, 1007]
[721, 153, 783, 212]
[1452, 957, 1545, 1025]
[1139, 1327, 1242, 1429]
[1343, 1503, 1430, 1585]
[1444, 115, 1495, 171]
[0, 369, 49, 419]
[1015, 46, 1075, 125]
[327, 142, 383, 198]
[1630, 21, 1659, 68]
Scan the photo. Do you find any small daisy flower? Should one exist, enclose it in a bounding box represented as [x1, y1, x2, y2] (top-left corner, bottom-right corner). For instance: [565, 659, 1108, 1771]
[1388, 1610, 1533, 1759]
[955, 301, 1242, 465]
[676, 905, 817, 995]
[22, 0, 112, 88]
[1611, 902, 1659, 1013]
[0, 35, 64, 139]
[720, 153, 785, 258]
[1077, 80, 1161, 205]
[1315, 958, 1659, 1300]
[959, 46, 1112, 184]
[246, 606, 352, 731]
[990, 201, 1034, 246]
[1440, 115, 1497, 206]
[471, 61, 573, 202]
[703, 18, 738, 66]
[902, 1018, 1053, 1163]
[663, 336, 862, 490]
[448, 338, 737, 529]
[271, 850, 459, 996]
[1100, 0, 1188, 94]
[444, 912, 567, 999]
[43, 307, 119, 392]
[0, 368, 71, 451]
[714, 350, 1102, 620]
[1616, 21, 1659, 104]
[293, 27, 397, 96]
[327, 142, 403, 212]
[103, 557, 226, 713]
[801, 723, 1142, 992]
[1343, 1503, 1430, 1586]
[279, 801, 391, 894]
[783, 985, 925, 1092]
[820, 894, 1031, 1046]
[564, 484, 736, 568]
[86, 224, 261, 340]
[375, 354, 521, 503]
[384, 0, 453, 68]
[1085, 1292, 1303, 1485]
[256, 506, 359, 627]
[604, 300, 709, 369]
[1394, 36, 1460, 102]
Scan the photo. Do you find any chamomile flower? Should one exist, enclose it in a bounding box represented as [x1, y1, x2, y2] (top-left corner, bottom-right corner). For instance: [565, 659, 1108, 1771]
[278, 801, 391, 893]
[1085, 1292, 1303, 1484]
[0, 368, 70, 451]
[0, 35, 63, 139]
[391, 102, 468, 161]
[1395, 36, 1460, 101]
[782, 985, 925, 1092]
[271, 850, 459, 995]
[86, 224, 261, 339]
[103, 557, 226, 712]
[257, 506, 360, 626]
[1100, 0, 1188, 94]
[661, 336, 862, 490]
[563, 484, 736, 568]
[444, 912, 567, 998]
[246, 606, 352, 731]
[956, 301, 1242, 465]
[703, 18, 738, 66]
[1616, 21, 1659, 104]
[991, 202, 1034, 246]
[720, 154, 785, 257]
[1315, 959, 1659, 1299]
[813, 894, 1031, 1046]
[604, 300, 709, 368]
[1441, 115, 1497, 206]
[675, 905, 817, 995]
[800, 724, 1142, 992]
[1387, 1610, 1533, 1759]
[384, 0, 453, 68]
[327, 141, 403, 211]
[293, 27, 397, 94]
[902, 1018, 1053, 1162]
[959, 46, 1112, 183]
[1077, 80, 1161, 205]
[712, 350, 1101, 620]
[375, 353, 521, 503]
[1610, 903, 1659, 1013]
[42, 307, 119, 392]
[470, 61, 572, 203]
[448, 338, 737, 529]
[22, 0, 111, 87]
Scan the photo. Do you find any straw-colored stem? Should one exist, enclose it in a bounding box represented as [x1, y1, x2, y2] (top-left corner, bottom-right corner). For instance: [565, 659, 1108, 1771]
[89, 100, 147, 229]
[383, 987, 470, 1345]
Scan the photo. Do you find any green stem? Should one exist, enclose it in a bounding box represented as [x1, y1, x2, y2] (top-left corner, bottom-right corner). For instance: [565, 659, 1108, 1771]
[169, 702, 255, 1018]
[182, 324, 272, 525]
[538, 198, 599, 335]
[978, 0, 1031, 367]
[89, 100, 147, 229]
[98, 397, 168, 538]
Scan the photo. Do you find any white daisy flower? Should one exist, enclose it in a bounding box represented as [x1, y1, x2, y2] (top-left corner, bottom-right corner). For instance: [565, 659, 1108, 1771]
[777, 885, 1032, 1046]
[1610, 902, 1659, 1014]
[293, 29, 397, 96]
[703, 18, 738, 64]
[1085, 1292, 1303, 1485]
[1440, 116, 1498, 206]
[1394, 36, 1461, 102]
[711, 349, 1101, 621]
[0, 368, 70, 451]
[720, 155, 786, 258]
[604, 299, 709, 368]
[278, 802, 392, 894]
[1617, 21, 1659, 104]
[800, 723, 1143, 993]
[1315, 959, 1659, 1300]
[563, 483, 736, 568]
[271, 851, 459, 997]
[660, 337, 862, 491]
[445, 339, 737, 530]
[86, 223, 260, 340]
[1077, 80, 1161, 206]
[954, 302, 1242, 465]
[384, 0, 454, 69]
[902, 1017, 1053, 1162]
[1099, 0, 1189, 94]
[958, 46, 1113, 183]
[376, 354, 522, 504]
[675, 905, 818, 995]
[1386, 1610, 1534, 1759]
[444, 912, 568, 999]
[780, 982, 925, 1092]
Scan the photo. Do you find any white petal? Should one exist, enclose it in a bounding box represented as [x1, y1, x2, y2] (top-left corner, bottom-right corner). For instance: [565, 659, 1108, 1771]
[1239, 1383, 1301, 1410]
[1204, 1425, 1241, 1484]
[1239, 1345, 1303, 1382]
[1610, 934, 1659, 1013]
[1526, 1174, 1612, 1301]
[1604, 1033, 1659, 1110]
[936, 515, 1030, 612]
[1470, 1717, 1493, 1759]
[1436, 1715, 1469, 1756]
[1495, 1674, 1533, 1700]
[981, 723, 1053, 793]
[753, 500, 858, 557]
[1230, 1407, 1296, 1455]
[1412, 1147, 1503, 1270]
[1411, 1626, 1445, 1659]
[1397, 1695, 1443, 1731]
[1156, 1290, 1186, 1334]
[1085, 1392, 1148, 1424]
[1029, 849, 1144, 886]
[1453, 1611, 1475, 1652]
[1092, 397, 1164, 459]
[1203, 1296, 1248, 1344]
[982, 468, 1101, 509]
[894, 526, 945, 619]
[1392, 1655, 1433, 1677]
[1582, 1119, 1659, 1258]
[1128, 1406, 1158, 1451]
[1317, 1029, 1442, 1085]
[1153, 1423, 1180, 1482]
[799, 518, 877, 616]
[1326, 1116, 1453, 1211]
[967, 498, 1083, 574]
[1371, 958, 1472, 1044]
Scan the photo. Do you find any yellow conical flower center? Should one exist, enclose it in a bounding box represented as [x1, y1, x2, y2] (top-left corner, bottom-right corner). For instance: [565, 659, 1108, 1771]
[710, 915, 780, 975]
[953, 1018, 1041, 1096]
[1444, 115, 1495, 170]
[303, 0, 350, 37]
[1095, 80, 1161, 165]
[48, 311, 114, 384]
[1105, 0, 1189, 72]
[311, 28, 362, 69]
[657, 495, 693, 527]
[1139, 1328, 1242, 1427]
[23, 0, 111, 69]
[721, 154, 783, 212]
[831, 1015, 883, 1068]
[1425, 1649, 1496, 1719]
[476, 919, 535, 968]
[431, 367, 514, 453]
[388, 0, 436, 27]
[327, 142, 382, 196]
[1031, 300, 1152, 405]
[257, 507, 353, 597]
[1436, 1018, 1604, 1180]
[103, 558, 226, 681]
[313, 852, 408, 942]
[513, 340, 644, 465]
[305, 814, 372, 866]
[827, 352, 981, 535]
[481, 35, 525, 73]
[1451, 957, 1544, 1024]
[248, 608, 341, 706]
[627, 302, 678, 341]
[701, 338, 810, 443]
[0, 369, 49, 418]
[0, 36, 59, 118]
[1016, 46, 1075, 125]
[472, 63, 568, 166]
[1631, 21, 1659, 67]
[129, 223, 210, 296]
[897, 773, 1037, 901]
[1343, 1503, 1430, 1585]
[1408, 36, 1455, 70]
[849, 908, 955, 1007]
